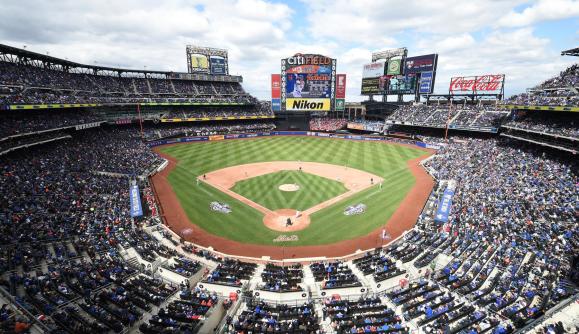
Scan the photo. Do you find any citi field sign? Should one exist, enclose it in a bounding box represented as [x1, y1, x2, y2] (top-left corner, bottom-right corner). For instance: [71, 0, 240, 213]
[286, 53, 332, 66]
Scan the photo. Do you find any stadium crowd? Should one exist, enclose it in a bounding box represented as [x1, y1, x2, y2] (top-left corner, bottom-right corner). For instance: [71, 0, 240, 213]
[0, 60, 259, 105]
[505, 64, 579, 107]
[502, 111, 579, 139]
[388, 104, 508, 129]
[309, 118, 347, 132]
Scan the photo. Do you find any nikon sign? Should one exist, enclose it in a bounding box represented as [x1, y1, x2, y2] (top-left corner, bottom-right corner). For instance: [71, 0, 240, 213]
[286, 98, 331, 111]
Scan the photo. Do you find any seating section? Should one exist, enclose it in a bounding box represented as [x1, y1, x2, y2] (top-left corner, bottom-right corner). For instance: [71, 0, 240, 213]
[309, 117, 348, 131]
[204, 259, 257, 287]
[228, 300, 320, 333]
[0, 60, 256, 105]
[353, 249, 407, 283]
[310, 261, 361, 289]
[260, 264, 304, 292]
[387, 104, 508, 129]
[139, 288, 218, 333]
[324, 296, 407, 333]
[505, 64, 579, 106]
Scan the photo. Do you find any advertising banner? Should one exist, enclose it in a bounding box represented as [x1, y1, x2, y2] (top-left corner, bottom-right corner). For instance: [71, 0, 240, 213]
[404, 54, 438, 74]
[272, 99, 281, 111]
[335, 99, 345, 111]
[129, 185, 143, 217]
[336, 74, 346, 99]
[210, 56, 226, 75]
[361, 77, 381, 95]
[449, 74, 505, 94]
[386, 59, 402, 75]
[434, 187, 454, 223]
[281, 54, 336, 111]
[285, 98, 331, 111]
[362, 62, 386, 78]
[209, 135, 225, 141]
[419, 71, 434, 94]
[271, 74, 281, 99]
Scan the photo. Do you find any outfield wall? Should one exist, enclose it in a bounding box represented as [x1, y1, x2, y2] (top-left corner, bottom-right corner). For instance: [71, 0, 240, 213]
[146, 131, 442, 150]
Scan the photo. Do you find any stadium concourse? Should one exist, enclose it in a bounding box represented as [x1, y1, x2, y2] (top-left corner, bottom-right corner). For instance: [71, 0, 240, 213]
[0, 44, 576, 334]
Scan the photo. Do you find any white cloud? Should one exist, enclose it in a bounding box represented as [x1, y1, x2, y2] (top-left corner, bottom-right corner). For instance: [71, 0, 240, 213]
[303, 0, 527, 43]
[497, 0, 579, 27]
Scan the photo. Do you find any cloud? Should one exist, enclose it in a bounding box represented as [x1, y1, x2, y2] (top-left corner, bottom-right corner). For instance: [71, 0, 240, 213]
[497, 0, 579, 27]
[303, 0, 527, 43]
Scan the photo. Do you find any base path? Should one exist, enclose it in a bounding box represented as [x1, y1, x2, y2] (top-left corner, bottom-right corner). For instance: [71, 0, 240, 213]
[201, 161, 383, 232]
[151, 141, 435, 260]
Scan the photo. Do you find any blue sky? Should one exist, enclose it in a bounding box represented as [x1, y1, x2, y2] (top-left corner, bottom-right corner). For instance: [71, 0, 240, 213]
[0, 0, 577, 101]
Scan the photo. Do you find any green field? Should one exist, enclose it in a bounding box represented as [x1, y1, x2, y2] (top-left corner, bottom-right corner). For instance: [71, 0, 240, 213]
[231, 170, 348, 211]
[159, 136, 427, 246]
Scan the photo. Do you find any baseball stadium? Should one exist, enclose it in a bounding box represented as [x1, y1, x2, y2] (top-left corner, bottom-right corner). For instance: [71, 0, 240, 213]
[0, 2, 578, 334]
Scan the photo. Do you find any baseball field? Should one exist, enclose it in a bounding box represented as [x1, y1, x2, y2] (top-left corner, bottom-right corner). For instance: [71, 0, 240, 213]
[152, 136, 433, 257]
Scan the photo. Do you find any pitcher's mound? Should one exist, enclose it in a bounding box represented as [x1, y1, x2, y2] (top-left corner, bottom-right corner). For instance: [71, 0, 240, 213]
[263, 209, 310, 232]
[278, 184, 300, 192]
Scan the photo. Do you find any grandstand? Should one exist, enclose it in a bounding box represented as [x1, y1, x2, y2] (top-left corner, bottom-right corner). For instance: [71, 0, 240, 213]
[0, 35, 577, 334]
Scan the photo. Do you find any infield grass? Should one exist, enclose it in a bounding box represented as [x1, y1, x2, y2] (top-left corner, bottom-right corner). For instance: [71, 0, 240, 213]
[231, 170, 348, 211]
[159, 136, 427, 246]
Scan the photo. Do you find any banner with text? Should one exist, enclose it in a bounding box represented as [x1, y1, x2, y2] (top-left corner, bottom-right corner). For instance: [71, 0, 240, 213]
[404, 54, 438, 74]
[449, 74, 505, 95]
[271, 74, 281, 111]
[129, 184, 143, 217]
[434, 187, 454, 223]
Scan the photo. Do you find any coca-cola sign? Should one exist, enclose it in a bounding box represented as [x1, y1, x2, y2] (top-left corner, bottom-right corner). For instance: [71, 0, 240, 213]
[449, 74, 504, 93]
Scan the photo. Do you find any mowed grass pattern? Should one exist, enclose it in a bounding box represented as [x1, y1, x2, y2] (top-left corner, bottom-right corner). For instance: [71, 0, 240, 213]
[160, 136, 426, 246]
[231, 170, 348, 211]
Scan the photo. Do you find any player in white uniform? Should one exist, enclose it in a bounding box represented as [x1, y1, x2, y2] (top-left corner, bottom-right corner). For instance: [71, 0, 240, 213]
[292, 74, 305, 97]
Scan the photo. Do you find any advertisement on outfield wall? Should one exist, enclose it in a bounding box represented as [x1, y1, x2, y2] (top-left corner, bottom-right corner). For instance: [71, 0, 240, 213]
[404, 54, 438, 74]
[362, 62, 386, 78]
[449, 74, 505, 94]
[281, 53, 336, 111]
[210, 56, 226, 75]
[419, 71, 434, 94]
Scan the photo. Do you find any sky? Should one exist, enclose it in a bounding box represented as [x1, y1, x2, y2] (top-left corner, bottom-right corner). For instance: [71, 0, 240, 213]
[0, 0, 578, 101]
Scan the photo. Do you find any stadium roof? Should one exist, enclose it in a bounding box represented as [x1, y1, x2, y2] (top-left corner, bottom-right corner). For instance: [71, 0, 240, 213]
[561, 47, 579, 56]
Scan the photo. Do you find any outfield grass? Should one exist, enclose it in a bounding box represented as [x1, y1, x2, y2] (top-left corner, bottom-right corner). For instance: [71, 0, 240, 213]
[231, 170, 348, 211]
[159, 136, 426, 246]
